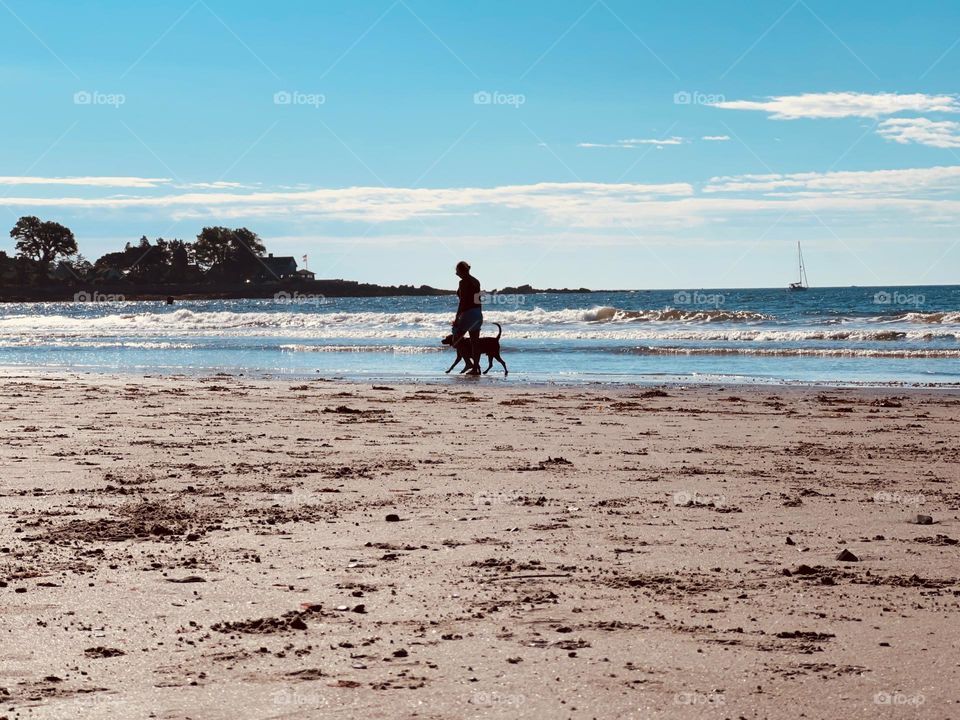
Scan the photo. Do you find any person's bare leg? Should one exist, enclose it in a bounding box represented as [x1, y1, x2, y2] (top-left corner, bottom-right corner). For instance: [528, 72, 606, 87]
[467, 328, 481, 374]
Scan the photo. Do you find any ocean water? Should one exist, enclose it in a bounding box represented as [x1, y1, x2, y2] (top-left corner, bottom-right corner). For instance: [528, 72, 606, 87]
[0, 286, 958, 385]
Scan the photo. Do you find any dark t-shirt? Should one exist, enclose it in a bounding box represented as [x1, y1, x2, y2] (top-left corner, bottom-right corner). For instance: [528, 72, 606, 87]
[457, 275, 481, 314]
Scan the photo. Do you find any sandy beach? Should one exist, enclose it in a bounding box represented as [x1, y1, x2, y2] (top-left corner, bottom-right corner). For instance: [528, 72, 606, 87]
[1, 372, 958, 719]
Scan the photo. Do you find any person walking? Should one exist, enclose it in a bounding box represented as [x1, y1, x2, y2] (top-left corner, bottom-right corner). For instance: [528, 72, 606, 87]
[452, 261, 482, 375]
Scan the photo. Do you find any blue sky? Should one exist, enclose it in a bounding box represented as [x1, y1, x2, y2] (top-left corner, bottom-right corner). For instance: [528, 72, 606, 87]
[1, 0, 959, 288]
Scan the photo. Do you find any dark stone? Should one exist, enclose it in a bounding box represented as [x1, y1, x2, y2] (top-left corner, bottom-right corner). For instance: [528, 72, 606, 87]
[288, 617, 308, 631]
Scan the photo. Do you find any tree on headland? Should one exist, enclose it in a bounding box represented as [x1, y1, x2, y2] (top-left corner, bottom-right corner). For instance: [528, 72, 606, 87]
[91, 236, 196, 282]
[194, 226, 266, 279]
[10, 216, 77, 265]
[168, 239, 191, 279]
[54, 253, 94, 283]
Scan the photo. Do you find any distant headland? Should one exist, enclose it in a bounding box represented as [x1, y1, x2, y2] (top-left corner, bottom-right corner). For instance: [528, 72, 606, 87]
[0, 216, 590, 301]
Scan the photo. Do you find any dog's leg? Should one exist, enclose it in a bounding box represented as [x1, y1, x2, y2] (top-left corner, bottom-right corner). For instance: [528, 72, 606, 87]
[447, 347, 467, 374]
[455, 340, 475, 372]
[483, 354, 494, 374]
[496, 355, 507, 376]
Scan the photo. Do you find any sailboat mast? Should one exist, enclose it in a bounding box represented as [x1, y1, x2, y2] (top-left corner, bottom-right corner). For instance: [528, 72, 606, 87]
[797, 241, 807, 288]
[798, 242, 808, 287]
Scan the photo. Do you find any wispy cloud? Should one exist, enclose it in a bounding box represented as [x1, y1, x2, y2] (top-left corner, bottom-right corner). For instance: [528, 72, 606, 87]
[0, 176, 171, 188]
[877, 118, 960, 149]
[704, 165, 960, 196]
[174, 181, 257, 190]
[701, 135, 730, 141]
[712, 92, 960, 119]
[0, 181, 695, 225]
[579, 137, 684, 149]
[2, 172, 959, 230]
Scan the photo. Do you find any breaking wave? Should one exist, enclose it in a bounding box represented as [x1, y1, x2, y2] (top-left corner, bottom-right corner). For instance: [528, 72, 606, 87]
[890, 311, 960, 324]
[623, 346, 960, 359]
[0, 305, 776, 331]
[279, 344, 442, 354]
[7, 304, 951, 338]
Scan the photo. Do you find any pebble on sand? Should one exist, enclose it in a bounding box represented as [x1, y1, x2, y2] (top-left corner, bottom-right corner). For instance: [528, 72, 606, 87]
[385, 514, 401, 522]
[836, 549, 859, 562]
[912, 514, 934, 525]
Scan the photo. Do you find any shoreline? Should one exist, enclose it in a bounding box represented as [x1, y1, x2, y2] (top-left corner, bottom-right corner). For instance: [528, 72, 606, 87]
[2, 365, 959, 391]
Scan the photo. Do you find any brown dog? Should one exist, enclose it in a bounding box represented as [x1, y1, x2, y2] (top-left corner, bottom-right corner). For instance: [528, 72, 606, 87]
[442, 323, 508, 376]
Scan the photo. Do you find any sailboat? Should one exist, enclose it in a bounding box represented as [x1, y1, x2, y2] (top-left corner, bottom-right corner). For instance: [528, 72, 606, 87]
[787, 241, 809, 291]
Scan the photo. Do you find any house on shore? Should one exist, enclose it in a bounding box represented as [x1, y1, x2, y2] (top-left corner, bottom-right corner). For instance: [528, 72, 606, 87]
[256, 254, 299, 281]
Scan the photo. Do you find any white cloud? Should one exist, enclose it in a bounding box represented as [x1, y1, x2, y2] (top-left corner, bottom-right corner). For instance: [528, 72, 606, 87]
[0, 181, 695, 226]
[620, 137, 684, 146]
[0, 172, 959, 232]
[0, 176, 171, 188]
[712, 92, 960, 119]
[174, 181, 256, 190]
[877, 118, 960, 149]
[701, 135, 730, 141]
[579, 137, 684, 148]
[705, 165, 960, 196]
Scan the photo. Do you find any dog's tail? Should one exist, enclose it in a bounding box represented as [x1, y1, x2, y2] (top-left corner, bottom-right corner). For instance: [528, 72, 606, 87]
[493, 322, 502, 340]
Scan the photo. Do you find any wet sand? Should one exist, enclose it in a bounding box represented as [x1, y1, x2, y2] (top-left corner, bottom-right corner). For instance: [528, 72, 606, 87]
[1, 373, 958, 719]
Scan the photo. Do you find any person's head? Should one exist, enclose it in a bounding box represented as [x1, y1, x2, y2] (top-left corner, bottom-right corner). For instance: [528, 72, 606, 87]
[455, 260, 471, 278]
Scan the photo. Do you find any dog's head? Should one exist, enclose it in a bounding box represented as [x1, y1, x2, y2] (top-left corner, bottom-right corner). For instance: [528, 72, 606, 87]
[441, 334, 456, 346]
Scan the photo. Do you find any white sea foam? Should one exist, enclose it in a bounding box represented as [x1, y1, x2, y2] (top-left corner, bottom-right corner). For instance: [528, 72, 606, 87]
[0, 339, 198, 350]
[278, 344, 442, 354]
[0, 305, 955, 331]
[625, 346, 960, 359]
[0, 306, 956, 350]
